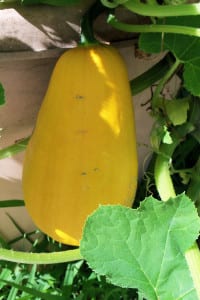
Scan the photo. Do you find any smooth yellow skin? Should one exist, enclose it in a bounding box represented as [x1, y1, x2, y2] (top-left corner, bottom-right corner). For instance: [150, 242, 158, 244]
[22, 44, 138, 246]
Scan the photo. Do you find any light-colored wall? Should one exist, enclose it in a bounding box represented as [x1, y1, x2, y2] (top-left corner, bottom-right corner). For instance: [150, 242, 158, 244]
[0, 4, 156, 249]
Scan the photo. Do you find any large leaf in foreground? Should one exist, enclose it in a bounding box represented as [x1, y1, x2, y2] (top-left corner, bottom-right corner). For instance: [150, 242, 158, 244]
[80, 194, 200, 300]
[139, 16, 200, 96]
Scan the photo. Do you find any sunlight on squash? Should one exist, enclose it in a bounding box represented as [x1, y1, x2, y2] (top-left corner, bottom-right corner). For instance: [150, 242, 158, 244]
[99, 95, 121, 136]
[22, 44, 138, 246]
[90, 48, 121, 135]
[55, 229, 79, 246]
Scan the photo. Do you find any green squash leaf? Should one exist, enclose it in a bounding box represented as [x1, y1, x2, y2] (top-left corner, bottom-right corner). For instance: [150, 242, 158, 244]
[80, 194, 200, 300]
[183, 59, 200, 96]
[139, 16, 200, 57]
[150, 117, 173, 150]
[162, 126, 173, 144]
[165, 97, 190, 126]
[139, 16, 200, 96]
[189, 98, 200, 143]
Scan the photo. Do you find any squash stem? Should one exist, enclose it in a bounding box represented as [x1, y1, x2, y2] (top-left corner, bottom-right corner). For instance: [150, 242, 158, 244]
[80, 1, 106, 46]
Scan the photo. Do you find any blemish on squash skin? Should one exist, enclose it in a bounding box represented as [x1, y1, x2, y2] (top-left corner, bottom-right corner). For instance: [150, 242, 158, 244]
[75, 94, 84, 100]
[81, 168, 100, 175]
[76, 129, 88, 135]
[81, 172, 87, 176]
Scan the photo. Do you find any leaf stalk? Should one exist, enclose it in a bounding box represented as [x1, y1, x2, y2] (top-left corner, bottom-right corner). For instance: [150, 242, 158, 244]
[0, 247, 83, 264]
[185, 244, 200, 299]
[108, 15, 200, 37]
[0, 137, 30, 159]
[152, 58, 181, 112]
[130, 54, 171, 96]
[124, 1, 200, 17]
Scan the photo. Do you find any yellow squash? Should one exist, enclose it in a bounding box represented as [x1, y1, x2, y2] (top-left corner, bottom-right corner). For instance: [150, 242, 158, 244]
[22, 44, 138, 246]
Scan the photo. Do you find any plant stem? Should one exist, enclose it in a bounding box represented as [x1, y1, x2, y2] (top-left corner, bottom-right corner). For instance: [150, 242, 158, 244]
[154, 140, 178, 201]
[124, 1, 200, 17]
[0, 199, 24, 207]
[0, 0, 19, 4]
[152, 58, 180, 112]
[80, 5, 97, 45]
[108, 15, 200, 37]
[0, 247, 83, 264]
[155, 139, 200, 298]
[0, 136, 30, 159]
[187, 155, 200, 215]
[185, 244, 200, 299]
[130, 54, 171, 96]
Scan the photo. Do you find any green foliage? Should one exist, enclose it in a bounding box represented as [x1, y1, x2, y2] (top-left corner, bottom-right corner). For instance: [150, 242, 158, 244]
[130, 55, 170, 95]
[188, 98, 200, 144]
[21, 0, 81, 5]
[139, 16, 200, 96]
[80, 194, 200, 300]
[0, 83, 5, 106]
[164, 0, 187, 5]
[0, 259, 139, 299]
[0, 199, 24, 208]
[165, 97, 189, 126]
[0, 205, 138, 299]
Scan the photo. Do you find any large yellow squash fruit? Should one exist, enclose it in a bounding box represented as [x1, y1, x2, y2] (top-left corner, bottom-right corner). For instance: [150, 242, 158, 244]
[22, 44, 138, 246]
